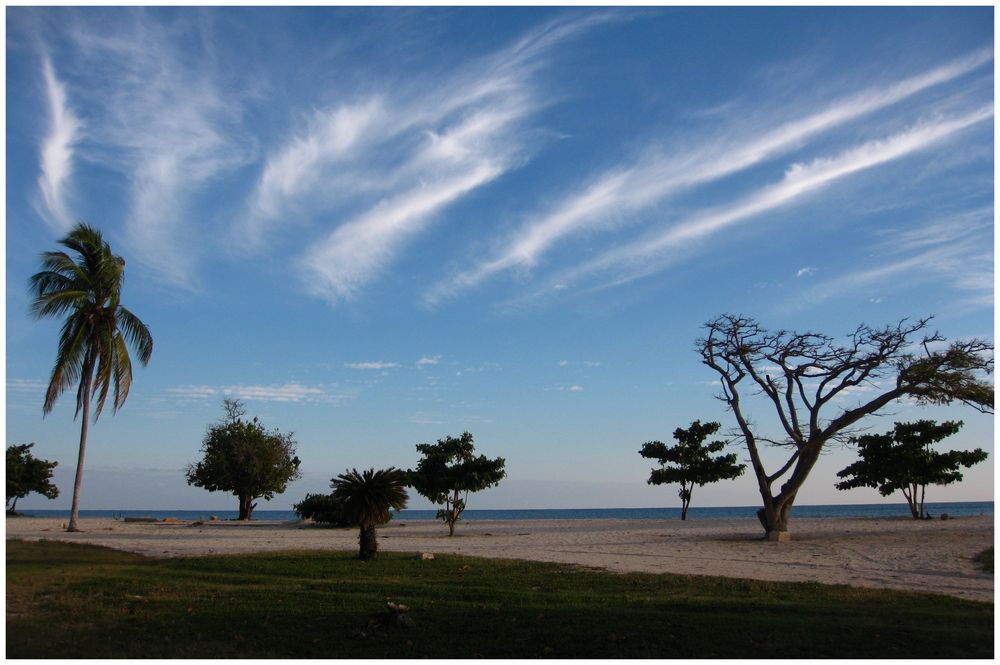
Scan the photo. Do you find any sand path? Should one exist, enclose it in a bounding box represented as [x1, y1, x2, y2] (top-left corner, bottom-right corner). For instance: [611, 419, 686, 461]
[6, 515, 993, 602]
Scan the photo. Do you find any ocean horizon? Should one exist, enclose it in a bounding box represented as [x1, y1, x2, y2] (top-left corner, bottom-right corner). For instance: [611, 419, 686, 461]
[15, 500, 993, 522]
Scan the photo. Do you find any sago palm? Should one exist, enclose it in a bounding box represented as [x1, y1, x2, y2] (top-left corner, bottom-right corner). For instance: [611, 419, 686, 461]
[331, 467, 409, 559]
[30, 223, 153, 531]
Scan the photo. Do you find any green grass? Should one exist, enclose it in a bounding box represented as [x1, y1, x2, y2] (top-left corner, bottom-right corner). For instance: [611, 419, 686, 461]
[974, 547, 994, 574]
[6, 539, 993, 658]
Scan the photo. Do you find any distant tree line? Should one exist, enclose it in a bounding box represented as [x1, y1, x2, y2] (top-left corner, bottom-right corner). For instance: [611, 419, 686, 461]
[23, 224, 992, 552]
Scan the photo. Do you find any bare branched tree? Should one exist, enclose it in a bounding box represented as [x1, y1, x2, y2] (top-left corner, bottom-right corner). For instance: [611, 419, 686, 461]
[697, 314, 993, 540]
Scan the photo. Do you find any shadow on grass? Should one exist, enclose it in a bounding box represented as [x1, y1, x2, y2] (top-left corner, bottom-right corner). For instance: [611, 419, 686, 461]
[6, 539, 994, 659]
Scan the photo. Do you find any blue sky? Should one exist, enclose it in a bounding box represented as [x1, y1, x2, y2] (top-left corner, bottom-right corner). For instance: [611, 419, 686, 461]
[6, 7, 994, 512]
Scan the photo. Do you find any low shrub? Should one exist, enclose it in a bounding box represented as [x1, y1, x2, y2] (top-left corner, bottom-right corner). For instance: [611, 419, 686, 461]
[973, 547, 993, 574]
[293, 493, 351, 526]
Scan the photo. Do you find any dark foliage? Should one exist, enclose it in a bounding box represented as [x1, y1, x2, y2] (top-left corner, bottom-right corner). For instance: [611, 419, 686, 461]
[639, 420, 745, 519]
[408, 432, 506, 536]
[330, 467, 409, 559]
[698, 314, 992, 538]
[6, 443, 59, 512]
[186, 400, 301, 520]
[835, 420, 987, 518]
[293, 493, 351, 526]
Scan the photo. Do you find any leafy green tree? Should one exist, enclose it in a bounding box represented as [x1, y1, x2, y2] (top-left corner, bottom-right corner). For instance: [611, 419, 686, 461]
[6, 444, 60, 513]
[331, 468, 409, 559]
[293, 493, 351, 526]
[29, 223, 154, 532]
[186, 400, 301, 520]
[699, 314, 993, 540]
[835, 420, 987, 519]
[639, 420, 745, 520]
[408, 432, 506, 536]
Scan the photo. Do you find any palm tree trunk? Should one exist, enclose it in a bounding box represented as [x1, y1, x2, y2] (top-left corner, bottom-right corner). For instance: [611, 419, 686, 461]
[67, 373, 93, 532]
[359, 525, 378, 559]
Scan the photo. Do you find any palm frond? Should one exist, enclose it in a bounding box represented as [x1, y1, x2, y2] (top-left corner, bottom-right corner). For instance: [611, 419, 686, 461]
[117, 307, 153, 365]
[33, 223, 152, 419]
[332, 467, 409, 528]
[31, 290, 91, 320]
[73, 349, 97, 418]
[35, 251, 82, 280]
[44, 315, 90, 415]
[111, 332, 134, 413]
[91, 322, 115, 419]
[29, 269, 77, 297]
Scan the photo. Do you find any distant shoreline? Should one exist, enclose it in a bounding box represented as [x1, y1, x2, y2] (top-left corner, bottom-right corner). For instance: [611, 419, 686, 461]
[7, 514, 993, 602]
[13, 500, 994, 522]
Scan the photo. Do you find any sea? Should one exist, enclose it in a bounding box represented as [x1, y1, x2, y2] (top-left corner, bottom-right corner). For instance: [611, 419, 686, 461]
[17, 501, 993, 522]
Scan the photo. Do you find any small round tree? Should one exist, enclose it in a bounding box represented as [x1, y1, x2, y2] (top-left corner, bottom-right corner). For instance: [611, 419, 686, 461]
[331, 468, 409, 560]
[186, 400, 301, 520]
[408, 432, 505, 536]
[835, 420, 987, 519]
[639, 420, 746, 520]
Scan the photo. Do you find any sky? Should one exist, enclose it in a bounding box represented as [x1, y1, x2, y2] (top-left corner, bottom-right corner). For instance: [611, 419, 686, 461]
[6, 7, 995, 513]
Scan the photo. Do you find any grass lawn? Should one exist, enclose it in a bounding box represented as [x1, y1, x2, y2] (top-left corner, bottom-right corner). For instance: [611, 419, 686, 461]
[6, 539, 993, 658]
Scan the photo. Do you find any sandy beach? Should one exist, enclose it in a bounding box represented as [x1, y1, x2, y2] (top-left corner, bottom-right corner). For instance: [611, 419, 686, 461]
[6, 515, 993, 602]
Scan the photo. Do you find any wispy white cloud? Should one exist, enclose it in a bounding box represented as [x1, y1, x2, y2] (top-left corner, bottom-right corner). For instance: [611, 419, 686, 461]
[558, 360, 601, 367]
[237, 13, 613, 303]
[63, 12, 255, 289]
[225, 383, 330, 403]
[799, 208, 993, 309]
[345, 361, 400, 370]
[408, 412, 446, 425]
[796, 267, 816, 278]
[538, 106, 993, 295]
[416, 355, 441, 366]
[165, 382, 347, 404]
[249, 98, 386, 228]
[425, 49, 992, 303]
[547, 384, 586, 392]
[877, 207, 993, 254]
[36, 56, 82, 233]
[164, 384, 220, 400]
[7, 379, 49, 393]
[301, 161, 506, 301]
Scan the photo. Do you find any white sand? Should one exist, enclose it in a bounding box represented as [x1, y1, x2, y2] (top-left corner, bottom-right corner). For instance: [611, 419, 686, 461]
[6, 515, 993, 602]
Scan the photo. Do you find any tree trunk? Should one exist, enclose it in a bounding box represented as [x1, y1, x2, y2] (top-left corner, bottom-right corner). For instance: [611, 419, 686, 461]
[359, 525, 378, 559]
[447, 489, 460, 536]
[757, 496, 795, 541]
[67, 373, 93, 532]
[9, 497, 18, 514]
[902, 486, 919, 519]
[754, 443, 825, 541]
[238, 495, 257, 520]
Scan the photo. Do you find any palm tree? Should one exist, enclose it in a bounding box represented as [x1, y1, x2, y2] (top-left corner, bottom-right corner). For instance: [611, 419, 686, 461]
[29, 223, 153, 532]
[331, 467, 409, 560]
